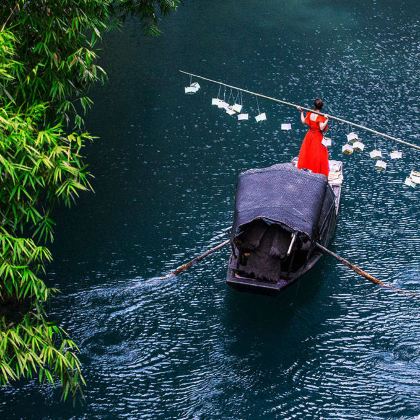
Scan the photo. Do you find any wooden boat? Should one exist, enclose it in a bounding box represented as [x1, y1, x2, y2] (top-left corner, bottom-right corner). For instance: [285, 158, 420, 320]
[226, 160, 343, 293]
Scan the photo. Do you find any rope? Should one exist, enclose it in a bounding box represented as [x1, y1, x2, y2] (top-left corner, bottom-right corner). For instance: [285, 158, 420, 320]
[179, 70, 420, 151]
[227, 88, 233, 103]
[256, 95, 260, 114]
[234, 90, 240, 104]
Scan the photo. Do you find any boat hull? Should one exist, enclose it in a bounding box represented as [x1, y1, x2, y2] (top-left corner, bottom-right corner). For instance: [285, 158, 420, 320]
[226, 160, 343, 294]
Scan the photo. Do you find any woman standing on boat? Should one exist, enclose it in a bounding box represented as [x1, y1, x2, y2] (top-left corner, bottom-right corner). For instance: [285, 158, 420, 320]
[297, 99, 329, 177]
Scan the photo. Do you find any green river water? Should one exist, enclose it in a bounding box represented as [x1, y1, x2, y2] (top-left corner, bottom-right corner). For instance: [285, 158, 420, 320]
[1, 0, 419, 418]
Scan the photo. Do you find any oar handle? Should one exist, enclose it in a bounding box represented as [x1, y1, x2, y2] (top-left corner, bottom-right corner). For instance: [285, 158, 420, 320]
[160, 239, 230, 279]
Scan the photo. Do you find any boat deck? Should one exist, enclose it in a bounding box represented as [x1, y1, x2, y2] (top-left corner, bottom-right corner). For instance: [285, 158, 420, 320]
[291, 158, 343, 214]
[328, 160, 343, 214]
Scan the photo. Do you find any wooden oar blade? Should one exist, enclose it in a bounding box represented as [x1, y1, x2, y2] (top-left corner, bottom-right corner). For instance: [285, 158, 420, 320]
[316, 242, 419, 299]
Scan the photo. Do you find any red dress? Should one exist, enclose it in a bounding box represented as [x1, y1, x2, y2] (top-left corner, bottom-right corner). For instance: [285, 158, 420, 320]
[297, 112, 329, 177]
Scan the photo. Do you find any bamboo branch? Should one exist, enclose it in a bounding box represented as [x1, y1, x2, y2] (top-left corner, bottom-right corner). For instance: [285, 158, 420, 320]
[1, 2, 21, 32]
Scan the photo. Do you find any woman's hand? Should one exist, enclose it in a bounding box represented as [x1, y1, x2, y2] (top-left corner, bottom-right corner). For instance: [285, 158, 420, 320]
[297, 106, 303, 113]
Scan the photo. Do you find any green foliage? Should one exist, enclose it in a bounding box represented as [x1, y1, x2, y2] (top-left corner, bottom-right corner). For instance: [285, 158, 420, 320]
[0, 228, 52, 302]
[0, 0, 179, 401]
[0, 314, 85, 401]
[117, 1, 182, 35]
[0, 103, 94, 230]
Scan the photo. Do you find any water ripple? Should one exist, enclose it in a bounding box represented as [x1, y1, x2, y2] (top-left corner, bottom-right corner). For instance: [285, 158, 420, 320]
[1, 1, 419, 419]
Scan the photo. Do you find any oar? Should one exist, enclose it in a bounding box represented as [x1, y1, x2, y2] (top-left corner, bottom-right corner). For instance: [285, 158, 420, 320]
[159, 235, 418, 299]
[159, 239, 230, 279]
[316, 242, 419, 299]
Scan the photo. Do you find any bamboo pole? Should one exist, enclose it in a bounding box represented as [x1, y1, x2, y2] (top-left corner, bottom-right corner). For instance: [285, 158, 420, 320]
[179, 70, 420, 151]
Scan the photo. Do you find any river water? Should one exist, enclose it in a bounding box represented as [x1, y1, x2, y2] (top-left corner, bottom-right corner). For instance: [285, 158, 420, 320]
[1, 0, 419, 418]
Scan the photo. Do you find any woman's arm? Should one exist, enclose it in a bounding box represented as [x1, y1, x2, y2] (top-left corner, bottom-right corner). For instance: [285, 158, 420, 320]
[297, 107, 306, 124]
[319, 115, 329, 131]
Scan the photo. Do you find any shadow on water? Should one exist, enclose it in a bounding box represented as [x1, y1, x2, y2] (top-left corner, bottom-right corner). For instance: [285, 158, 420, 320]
[221, 260, 328, 363]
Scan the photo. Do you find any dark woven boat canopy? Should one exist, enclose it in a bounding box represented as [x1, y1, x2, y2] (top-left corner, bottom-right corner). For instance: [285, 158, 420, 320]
[232, 163, 332, 240]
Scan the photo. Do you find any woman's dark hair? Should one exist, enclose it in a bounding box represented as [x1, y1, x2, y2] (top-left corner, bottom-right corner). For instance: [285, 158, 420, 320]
[314, 98, 324, 110]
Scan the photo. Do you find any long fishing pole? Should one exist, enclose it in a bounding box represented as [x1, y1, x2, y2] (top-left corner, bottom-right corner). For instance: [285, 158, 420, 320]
[179, 70, 420, 151]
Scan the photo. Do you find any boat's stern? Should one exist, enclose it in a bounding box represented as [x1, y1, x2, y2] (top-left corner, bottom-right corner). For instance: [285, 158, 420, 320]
[225, 218, 315, 294]
[226, 266, 289, 294]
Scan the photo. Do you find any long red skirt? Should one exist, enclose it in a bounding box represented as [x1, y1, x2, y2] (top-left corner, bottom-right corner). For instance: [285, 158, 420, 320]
[297, 130, 329, 177]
